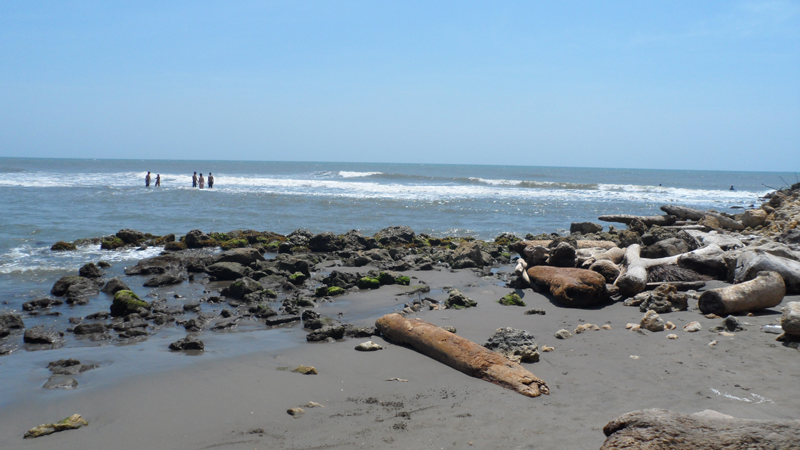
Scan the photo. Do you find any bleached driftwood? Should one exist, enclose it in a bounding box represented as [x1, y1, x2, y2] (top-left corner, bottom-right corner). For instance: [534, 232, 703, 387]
[698, 271, 785, 315]
[514, 258, 532, 287]
[660, 205, 744, 231]
[375, 313, 549, 398]
[598, 215, 676, 227]
[600, 408, 800, 450]
[614, 244, 681, 297]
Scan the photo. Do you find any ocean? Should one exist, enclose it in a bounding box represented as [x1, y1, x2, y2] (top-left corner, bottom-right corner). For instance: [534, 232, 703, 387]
[0, 157, 791, 403]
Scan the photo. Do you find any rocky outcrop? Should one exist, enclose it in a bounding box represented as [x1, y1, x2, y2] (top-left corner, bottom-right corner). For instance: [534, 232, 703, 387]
[445, 289, 477, 309]
[184, 229, 213, 248]
[483, 327, 539, 363]
[212, 247, 266, 266]
[24, 326, 64, 345]
[0, 313, 24, 329]
[373, 226, 415, 246]
[206, 262, 253, 281]
[50, 241, 77, 251]
[570, 222, 603, 234]
[110, 290, 149, 317]
[124, 254, 184, 276]
[527, 266, 607, 308]
[100, 277, 131, 295]
[143, 273, 184, 287]
[450, 241, 490, 269]
[116, 229, 145, 245]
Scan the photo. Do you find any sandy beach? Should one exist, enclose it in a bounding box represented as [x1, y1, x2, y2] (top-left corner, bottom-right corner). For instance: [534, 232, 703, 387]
[2, 261, 798, 449]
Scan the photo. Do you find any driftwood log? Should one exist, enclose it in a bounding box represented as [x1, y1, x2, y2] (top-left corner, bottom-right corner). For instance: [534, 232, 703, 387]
[598, 214, 676, 227]
[375, 313, 548, 398]
[734, 251, 800, 294]
[615, 244, 681, 297]
[601, 408, 800, 450]
[660, 205, 745, 231]
[699, 271, 785, 315]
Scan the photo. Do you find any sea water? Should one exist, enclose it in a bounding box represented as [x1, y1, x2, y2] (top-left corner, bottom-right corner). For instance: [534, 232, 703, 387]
[0, 157, 791, 404]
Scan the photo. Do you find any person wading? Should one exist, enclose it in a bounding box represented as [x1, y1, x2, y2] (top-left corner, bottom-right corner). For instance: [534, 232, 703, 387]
[145, 172, 151, 187]
[155, 174, 161, 187]
[208, 173, 214, 189]
[198, 173, 205, 189]
[192, 172, 198, 188]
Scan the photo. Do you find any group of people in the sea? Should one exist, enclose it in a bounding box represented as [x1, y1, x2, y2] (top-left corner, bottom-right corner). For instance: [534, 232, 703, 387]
[144, 171, 215, 188]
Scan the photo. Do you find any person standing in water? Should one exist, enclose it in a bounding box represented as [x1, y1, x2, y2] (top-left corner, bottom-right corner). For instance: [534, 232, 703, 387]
[145, 171, 151, 187]
[208, 172, 214, 189]
[155, 174, 161, 187]
[192, 172, 198, 188]
[198, 173, 205, 189]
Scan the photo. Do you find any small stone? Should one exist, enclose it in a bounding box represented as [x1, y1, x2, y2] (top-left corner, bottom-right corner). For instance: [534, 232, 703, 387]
[666, 334, 678, 340]
[554, 329, 572, 339]
[630, 355, 639, 360]
[287, 407, 305, 418]
[303, 401, 324, 408]
[705, 313, 721, 319]
[601, 324, 612, 330]
[292, 365, 318, 375]
[641, 310, 665, 332]
[683, 321, 702, 332]
[629, 324, 641, 332]
[589, 324, 600, 331]
[541, 345, 554, 352]
[719, 331, 736, 337]
[524, 309, 546, 315]
[710, 316, 745, 333]
[354, 341, 383, 351]
[43, 375, 78, 390]
[709, 340, 718, 346]
[665, 321, 676, 330]
[625, 323, 637, 329]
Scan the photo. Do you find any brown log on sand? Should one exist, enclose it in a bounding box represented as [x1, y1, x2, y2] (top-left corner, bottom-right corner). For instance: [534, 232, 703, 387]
[698, 271, 785, 315]
[598, 214, 676, 227]
[660, 205, 745, 231]
[375, 313, 549, 398]
[614, 244, 680, 297]
[600, 408, 800, 450]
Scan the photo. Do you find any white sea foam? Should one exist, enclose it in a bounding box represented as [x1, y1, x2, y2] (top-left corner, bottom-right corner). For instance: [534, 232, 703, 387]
[338, 171, 383, 178]
[0, 244, 163, 275]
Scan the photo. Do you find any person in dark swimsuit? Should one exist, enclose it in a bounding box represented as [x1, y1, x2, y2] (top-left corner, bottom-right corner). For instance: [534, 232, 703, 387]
[145, 172, 151, 187]
[155, 174, 161, 187]
[192, 172, 198, 188]
[208, 173, 214, 189]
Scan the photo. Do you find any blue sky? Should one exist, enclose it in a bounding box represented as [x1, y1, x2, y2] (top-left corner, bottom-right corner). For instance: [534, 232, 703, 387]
[1, 1, 798, 171]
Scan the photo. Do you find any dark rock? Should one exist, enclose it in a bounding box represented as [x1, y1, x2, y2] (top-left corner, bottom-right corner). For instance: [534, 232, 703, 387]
[483, 327, 539, 363]
[450, 241, 490, 269]
[51, 276, 97, 297]
[210, 318, 238, 330]
[711, 315, 745, 333]
[243, 289, 277, 303]
[183, 301, 201, 312]
[323, 271, 360, 289]
[64, 278, 100, 303]
[43, 375, 78, 390]
[22, 298, 63, 311]
[184, 229, 212, 248]
[150, 313, 175, 325]
[374, 226, 415, 246]
[306, 325, 346, 341]
[220, 309, 233, 318]
[570, 222, 603, 234]
[249, 304, 278, 318]
[445, 289, 477, 309]
[24, 327, 64, 345]
[110, 290, 150, 317]
[0, 313, 24, 329]
[72, 322, 107, 335]
[301, 309, 320, 321]
[618, 230, 642, 247]
[524, 309, 546, 315]
[50, 241, 77, 251]
[47, 359, 97, 375]
[548, 242, 577, 268]
[212, 247, 266, 266]
[308, 232, 343, 252]
[101, 278, 131, 295]
[183, 313, 216, 331]
[641, 238, 689, 259]
[340, 230, 374, 251]
[169, 336, 204, 351]
[0, 327, 9, 338]
[287, 229, 314, 246]
[265, 315, 301, 326]
[124, 254, 184, 276]
[276, 258, 311, 277]
[206, 262, 253, 281]
[164, 242, 188, 251]
[116, 229, 145, 245]
[357, 277, 380, 290]
[638, 284, 688, 313]
[304, 316, 340, 330]
[143, 273, 184, 287]
[221, 277, 262, 299]
[86, 311, 110, 320]
[343, 324, 378, 338]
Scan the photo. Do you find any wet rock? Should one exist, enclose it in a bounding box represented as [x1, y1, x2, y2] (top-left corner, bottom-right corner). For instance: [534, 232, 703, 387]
[221, 277, 261, 299]
[116, 229, 145, 245]
[210, 318, 238, 330]
[265, 315, 301, 326]
[212, 247, 266, 266]
[183, 301, 201, 312]
[498, 292, 526, 306]
[710, 315, 745, 333]
[51, 241, 77, 251]
[340, 229, 375, 251]
[110, 290, 150, 317]
[306, 325, 345, 341]
[0, 327, 9, 338]
[374, 226, 415, 246]
[24, 326, 64, 345]
[570, 222, 603, 234]
[527, 266, 607, 308]
[243, 289, 277, 303]
[47, 358, 97, 375]
[483, 327, 539, 363]
[307, 231, 343, 252]
[640, 310, 666, 332]
[445, 289, 477, 309]
[589, 260, 621, 284]
[24, 414, 88, 439]
[357, 276, 380, 290]
[23, 298, 64, 311]
[323, 271, 360, 289]
[43, 375, 78, 390]
[78, 262, 103, 278]
[355, 340, 383, 351]
[554, 329, 572, 339]
[249, 304, 278, 318]
[51, 276, 98, 297]
[124, 254, 184, 276]
[0, 313, 24, 329]
[183, 313, 216, 331]
[86, 311, 110, 320]
[343, 324, 378, 338]
[184, 229, 212, 248]
[100, 278, 131, 295]
[638, 284, 688, 313]
[143, 273, 184, 287]
[548, 242, 577, 268]
[169, 336, 204, 351]
[72, 322, 107, 335]
[206, 262, 253, 281]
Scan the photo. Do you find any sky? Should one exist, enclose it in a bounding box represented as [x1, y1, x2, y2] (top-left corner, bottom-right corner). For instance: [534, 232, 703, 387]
[0, 1, 798, 171]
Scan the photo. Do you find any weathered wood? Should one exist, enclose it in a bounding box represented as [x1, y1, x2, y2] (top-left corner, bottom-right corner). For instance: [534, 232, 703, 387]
[601, 408, 800, 450]
[660, 205, 744, 231]
[734, 251, 800, 294]
[614, 244, 681, 297]
[646, 281, 706, 291]
[598, 214, 676, 227]
[375, 313, 548, 398]
[698, 271, 785, 315]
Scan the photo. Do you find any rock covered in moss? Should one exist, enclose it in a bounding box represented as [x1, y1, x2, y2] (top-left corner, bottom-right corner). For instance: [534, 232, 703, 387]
[24, 414, 88, 439]
[445, 289, 477, 309]
[164, 241, 187, 251]
[221, 277, 261, 299]
[498, 292, 526, 307]
[50, 241, 76, 251]
[100, 236, 125, 250]
[357, 277, 380, 290]
[110, 290, 149, 317]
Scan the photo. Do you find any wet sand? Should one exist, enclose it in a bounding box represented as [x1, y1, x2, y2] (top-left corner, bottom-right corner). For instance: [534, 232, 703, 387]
[1, 265, 799, 449]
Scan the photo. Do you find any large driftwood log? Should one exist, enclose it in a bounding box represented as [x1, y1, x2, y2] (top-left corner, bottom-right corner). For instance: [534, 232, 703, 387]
[614, 244, 681, 297]
[677, 244, 727, 278]
[375, 313, 548, 398]
[601, 408, 800, 450]
[598, 214, 676, 227]
[734, 251, 800, 294]
[699, 271, 785, 315]
[660, 205, 745, 231]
